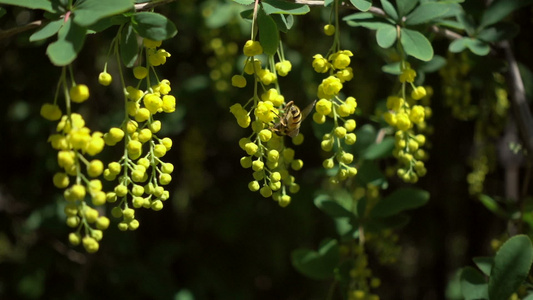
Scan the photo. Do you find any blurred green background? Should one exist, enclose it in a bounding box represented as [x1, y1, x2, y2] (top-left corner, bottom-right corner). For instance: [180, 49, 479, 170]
[1, 1, 532, 299]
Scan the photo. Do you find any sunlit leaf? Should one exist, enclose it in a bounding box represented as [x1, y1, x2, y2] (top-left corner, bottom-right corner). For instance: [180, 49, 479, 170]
[396, 0, 418, 17]
[232, 0, 254, 5]
[376, 24, 397, 49]
[46, 18, 86, 66]
[73, 0, 133, 27]
[349, 0, 372, 12]
[0, 0, 54, 12]
[29, 19, 64, 42]
[405, 2, 450, 25]
[380, 0, 398, 21]
[262, 0, 310, 15]
[343, 12, 393, 30]
[400, 28, 433, 61]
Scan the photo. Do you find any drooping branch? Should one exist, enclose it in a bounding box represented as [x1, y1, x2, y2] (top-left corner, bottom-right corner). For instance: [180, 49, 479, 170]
[0, 0, 177, 42]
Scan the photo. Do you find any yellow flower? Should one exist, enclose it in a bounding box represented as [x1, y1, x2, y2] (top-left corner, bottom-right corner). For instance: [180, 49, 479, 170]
[243, 40, 263, 56]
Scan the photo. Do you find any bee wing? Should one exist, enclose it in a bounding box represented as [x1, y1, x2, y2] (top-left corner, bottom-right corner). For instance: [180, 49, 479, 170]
[300, 100, 317, 121]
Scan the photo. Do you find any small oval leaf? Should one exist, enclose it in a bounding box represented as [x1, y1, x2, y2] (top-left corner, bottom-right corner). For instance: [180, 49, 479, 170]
[400, 28, 433, 61]
[46, 19, 86, 66]
[29, 18, 64, 42]
[257, 9, 279, 56]
[349, 0, 372, 12]
[376, 24, 397, 49]
[131, 12, 178, 41]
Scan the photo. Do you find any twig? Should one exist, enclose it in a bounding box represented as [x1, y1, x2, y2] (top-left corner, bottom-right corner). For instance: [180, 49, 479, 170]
[0, 20, 42, 41]
[0, 0, 177, 42]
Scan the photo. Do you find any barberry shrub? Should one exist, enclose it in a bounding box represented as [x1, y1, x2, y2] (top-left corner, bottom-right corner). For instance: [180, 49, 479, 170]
[1, 0, 533, 299]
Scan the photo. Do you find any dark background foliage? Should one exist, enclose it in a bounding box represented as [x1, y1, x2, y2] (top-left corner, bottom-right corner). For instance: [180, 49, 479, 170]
[0, 1, 532, 299]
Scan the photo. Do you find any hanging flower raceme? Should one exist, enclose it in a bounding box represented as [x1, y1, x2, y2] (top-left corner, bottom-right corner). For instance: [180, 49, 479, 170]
[382, 63, 432, 183]
[230, 39, 306, 206]
[41, 36, 178, 253]
[312, 49, 358, 183]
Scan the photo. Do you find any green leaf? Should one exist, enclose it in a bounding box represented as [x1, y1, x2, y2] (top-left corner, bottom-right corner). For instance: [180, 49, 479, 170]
[362, 137, 395, 160]
[476, 22, 519, 43]
[356, 161, 388, 188]
[314, 195, 356, 219]
[29, 18, 64, 42]
[271, 14, 294, 32]
[120, 23, 138, 68]
[324, 0, 335, 7]
[239, 8, 254, 20]
[365, 213, 411, 232]
[376, 24, 397, 49]
[381, 0, 398, 21]
[261, 0, 310, 15]
[257, 9, 279, 56]
[478, 194, 508, 218]
[489, 235, 533, 300]
[46, 18, 86, 66]
[0, 7, 5, 19]
[473, 256, 494, 277]
[457, 12, 476, 36]
[349, 0, 372, 11]
[464, 38, 490, 56]
[205, 2, 237, 29]
[436, 20, 465, 30]
[381, 61, 401, 75]
[480, 0, 533, 28]
[0, 0, 54, 12]
[449, 37, 466, 53]
[232, 0, 254, 5]
[400, 28, 433, 61]
[87, 14, 129, 33]
[370, 188, 429, 218]
[524, 294, 533, 300]
[131, 12, 178, 41]
[405, 2, 450, 26]
[460, 267, 489, 300]
[402, 38, 434, 63]
[291, 239, 340, 280]
[73, 0, 133, 27]
[343, 12, 393, 30]
[418, 55, 446, 73]
[396, 0, 418, 17]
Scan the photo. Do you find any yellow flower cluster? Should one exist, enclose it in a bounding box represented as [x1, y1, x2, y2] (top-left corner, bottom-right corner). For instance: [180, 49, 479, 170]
[383, 64, 432, 183]
[42, 38, 177, 253]
[101, 39, 176, 231]
[230, 39, 304, 206]
[42, 82, 111, 253]
[312, 49, 358, 183]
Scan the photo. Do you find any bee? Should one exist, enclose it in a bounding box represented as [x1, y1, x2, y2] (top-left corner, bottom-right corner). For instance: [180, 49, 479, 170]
[272, 100, 316, 138]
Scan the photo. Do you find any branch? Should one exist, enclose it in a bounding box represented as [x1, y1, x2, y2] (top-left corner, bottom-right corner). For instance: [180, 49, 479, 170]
[501, 40, 533, 161]
[0, 20, 42, 41]
[0, 0, 177, 42]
